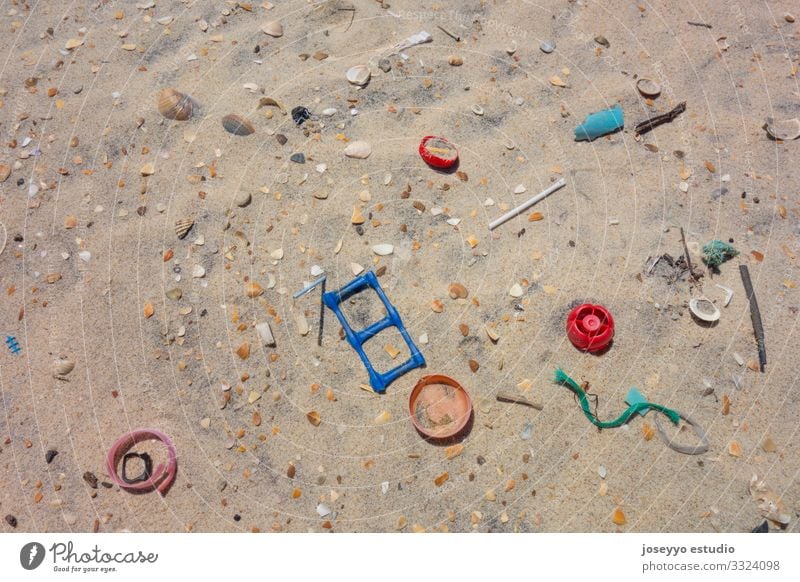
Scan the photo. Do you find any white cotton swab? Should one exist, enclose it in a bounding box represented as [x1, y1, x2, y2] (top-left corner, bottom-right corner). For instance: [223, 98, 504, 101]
[488, 178, 567, 230]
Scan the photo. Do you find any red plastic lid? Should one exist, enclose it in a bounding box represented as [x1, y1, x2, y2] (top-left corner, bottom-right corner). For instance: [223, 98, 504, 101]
[566, 303, 614, 352]
[419, 135, 459, 168]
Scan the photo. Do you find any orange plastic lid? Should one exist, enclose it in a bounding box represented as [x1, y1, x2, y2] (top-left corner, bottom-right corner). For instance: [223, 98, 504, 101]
[408, 374, 472, 439]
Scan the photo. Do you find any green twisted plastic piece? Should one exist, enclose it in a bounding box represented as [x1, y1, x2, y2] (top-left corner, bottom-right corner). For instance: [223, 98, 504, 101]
[553, 368, 680, 428]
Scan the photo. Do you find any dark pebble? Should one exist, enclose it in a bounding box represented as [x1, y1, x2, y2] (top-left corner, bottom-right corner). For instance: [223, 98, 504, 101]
[378, 58, 391, 72]
[45, 449, 58, 464]
[355, 225, 364, 236]
[17, 178, 24, 186]
[476, 455, 486, 465]
[233, 514, 241, 522]
[101, 481, 113, 488]
[5, 514, 17, 528]
[83, 471, 98, 489]
[254, 45, 260, 54]
[275, 134, 287, 145]
[290, 153, 305, 164]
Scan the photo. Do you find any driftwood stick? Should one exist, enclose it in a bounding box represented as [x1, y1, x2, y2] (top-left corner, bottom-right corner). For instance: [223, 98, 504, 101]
[496, 392, 544, 411]
[739, 265, 766, 372]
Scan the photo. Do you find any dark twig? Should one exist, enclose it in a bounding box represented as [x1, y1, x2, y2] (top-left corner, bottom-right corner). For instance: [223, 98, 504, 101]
[739, 265, 766, 372]
[687, 21, 713, 29]
[496, 392, 543, 411]
[338, 7, 356, 33]
[680, 227, 700, 284]
[437, 25, 460, 42]
[634, 102, 687, 136]
[317, 279, 326, 347]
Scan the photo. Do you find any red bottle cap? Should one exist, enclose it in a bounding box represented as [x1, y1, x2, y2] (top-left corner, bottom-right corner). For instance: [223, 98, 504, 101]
[419, 135, 459, 168]
[566, 303, 614, 352]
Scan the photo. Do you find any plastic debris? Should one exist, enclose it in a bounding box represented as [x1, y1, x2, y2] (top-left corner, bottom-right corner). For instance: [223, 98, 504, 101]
[702, 240, 738, 267]
[574, 104, 623, 141]
[553, 368, 681, 429]
[5, 335, 20, 355]
[291, 106, 311, 125]
[566, 303, 614, 352]
[322, 271, 425, 393]
[489, 178, 566, 230]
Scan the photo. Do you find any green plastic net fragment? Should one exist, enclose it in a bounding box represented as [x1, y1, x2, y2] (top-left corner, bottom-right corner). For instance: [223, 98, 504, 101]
[702, 240, 739, 268]
[553, 368, 681, 429]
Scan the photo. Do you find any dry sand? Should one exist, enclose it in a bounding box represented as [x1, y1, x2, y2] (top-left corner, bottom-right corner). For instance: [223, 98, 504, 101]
[1, 0, 798, 533]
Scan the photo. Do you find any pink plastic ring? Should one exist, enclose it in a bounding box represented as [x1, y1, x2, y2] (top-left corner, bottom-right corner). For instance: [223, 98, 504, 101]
[106, 429, 177, 496]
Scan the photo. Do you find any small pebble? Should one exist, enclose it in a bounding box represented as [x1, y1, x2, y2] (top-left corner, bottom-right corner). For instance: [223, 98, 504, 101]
[45, 450, 58, 464]
[290, 153, 305, 164]
[540, 40, 555, 53]
[5, 514, 17, 528]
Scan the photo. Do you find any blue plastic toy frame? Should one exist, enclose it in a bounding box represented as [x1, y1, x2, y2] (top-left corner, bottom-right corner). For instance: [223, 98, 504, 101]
[322, 271, 425, 393]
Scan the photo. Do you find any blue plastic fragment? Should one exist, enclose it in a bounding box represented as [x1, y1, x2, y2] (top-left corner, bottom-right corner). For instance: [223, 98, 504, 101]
[5, 335, 21, 355]
[574, 104, 624, 141]
[322, 271, 425, 393]
[625, 387, 649, 417]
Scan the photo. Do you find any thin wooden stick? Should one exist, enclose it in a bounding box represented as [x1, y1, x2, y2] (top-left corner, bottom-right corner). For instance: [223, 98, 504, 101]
[496, 392, 543, 411]
[739, 265, 766, 372]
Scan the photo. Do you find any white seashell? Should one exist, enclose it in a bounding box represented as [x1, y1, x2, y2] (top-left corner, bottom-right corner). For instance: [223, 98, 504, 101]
[256, 322, 276, 347]
[296, 313, 310, 336]
[310, 265, 324, 276]
[351, 263, 364, 275]
[321, 108, 337, 116]
[446, 217, 461, 226]
[372, 244, 394, 256]
[270, 248, 284, 260]
[261, 21, 283, 37]
[315, 163, 327, 173]
[471, 104, 484, 116]
[689, 297, 720, 322]
[78, 251, 91, 262]
[419, 333, 428, 344]
[346, 65, 371, 86]
[509, 283, 524, 298]
[514, 184, 526, 194]
[242, 82, 259, 93]
[192, 265, 205, 278]
[358, 190, 371, 202]
[53, 358, 75, 379]
[344, 140, 372, 159]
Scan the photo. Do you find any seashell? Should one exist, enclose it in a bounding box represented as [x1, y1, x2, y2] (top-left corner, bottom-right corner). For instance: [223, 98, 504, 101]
[346, 65, 371, 86]
[222, 114, 255, 136]
[689, 297, 720, 322]
[636, 78, 661, 98]
[448, 283, 468, 299]
[256, 321, 275, 347]
[157, 88, 198, 121]
[234, 191, 252, 207]
[296, 313, 310, 336]
[448, 55, 463, 66]
[175, 218, 194, 239]
[257, 97, 286, 114]
[191, 265, 206, 278]
[350, 206, 365, 225]
[321, 108, 337, 116]
[372, 244, 394, 256]
[764, 117, 800, 141]
[351, 262, 364, 276]
[471, 104, 484, 116]
[245, 282, 263, 298]
[509, 283, 523, 298]
[344, 140, 371, 159]
[53, 358, 75, 379]
[261, 21, 283, 37]
[540, 40, 556, 53]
